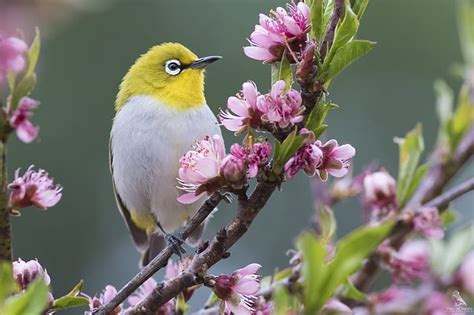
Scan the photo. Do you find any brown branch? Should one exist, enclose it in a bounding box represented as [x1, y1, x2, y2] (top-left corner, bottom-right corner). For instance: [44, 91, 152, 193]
[93, 193, 224, 315]
[127, 180, 278, 314]
[0, 134, 11, 262]
[319, 0, 344, 60]
[345, 126, 474, 302]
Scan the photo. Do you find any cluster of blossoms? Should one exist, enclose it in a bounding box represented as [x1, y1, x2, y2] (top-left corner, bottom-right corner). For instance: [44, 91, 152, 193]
[13, 258, 54, 305]
[243, 1, 311, 63]
[284, 129, 356, 181]
[8, 165, 62, 212]
[177, 135, 271, 204]
[220, 80, 304, 134]
[0, 34, 27, 82]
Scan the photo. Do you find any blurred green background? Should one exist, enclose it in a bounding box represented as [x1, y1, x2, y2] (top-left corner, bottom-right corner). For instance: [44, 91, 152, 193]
[1, 0, 473, 312]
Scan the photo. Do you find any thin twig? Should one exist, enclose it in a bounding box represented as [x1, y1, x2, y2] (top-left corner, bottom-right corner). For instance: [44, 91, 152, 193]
[319, 0, 344, 60]
[345, 126, 474, 301]
[127, 181, 278, 314]
[425, 176, 474, 208]
[93, 193, 224, 315]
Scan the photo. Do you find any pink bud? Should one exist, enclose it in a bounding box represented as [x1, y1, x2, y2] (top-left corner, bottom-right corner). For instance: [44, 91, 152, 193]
[9, 97, 40, 143]
[220, 154, 246, 185]
[0, 35, 28, 82]
[13, 258, 51, 290]
[363, 169, 398, 221]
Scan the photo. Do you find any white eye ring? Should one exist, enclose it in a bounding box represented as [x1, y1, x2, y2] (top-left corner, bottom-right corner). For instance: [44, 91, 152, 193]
[165, 59, 181, 76]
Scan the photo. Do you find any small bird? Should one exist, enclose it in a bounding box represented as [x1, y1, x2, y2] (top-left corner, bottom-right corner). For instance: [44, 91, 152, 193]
[110, 43, 222, 266]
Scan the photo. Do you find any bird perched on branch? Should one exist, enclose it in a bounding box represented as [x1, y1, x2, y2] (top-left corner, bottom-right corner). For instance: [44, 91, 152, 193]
[110, 43, 221, 267]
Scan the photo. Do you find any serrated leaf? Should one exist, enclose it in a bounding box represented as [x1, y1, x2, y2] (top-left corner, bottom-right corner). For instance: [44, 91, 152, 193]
[396, 124, 424, 208]
[305, 102, 337, 133]
[341, 279, 367, 301]
[51, 296, 88, 312]
[297, 232, 326, 315]
[311, 0, 325, 43]
[457, 0, 474, 66]
[25, 28, 41, 78]
[271, 54, 293, 90]
[446, 84, 474, 152]
[0, 279, 48, 315]
[403, 163, 428, 204]
[327, 40, 375, 79]
[352, 0, 369, 20]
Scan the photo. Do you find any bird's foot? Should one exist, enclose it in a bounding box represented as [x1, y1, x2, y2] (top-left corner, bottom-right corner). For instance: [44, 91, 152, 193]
[165, 233, 186, 259]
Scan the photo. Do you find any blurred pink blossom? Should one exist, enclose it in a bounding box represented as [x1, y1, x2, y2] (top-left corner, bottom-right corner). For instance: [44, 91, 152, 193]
[421, 291, 452, 315]
[363, 169, 398, 220]
[0, 34, 28, 82]
[458, 251, 474, 295]
[388, 240, 431, 284]
[256, 80, 304, 129]
[9, 96, 40, 143]
[230, 141, 272, 178]
[8, 165, 62, 210]
[220, 81, 262, 134]
[323, 299, 352, 314]
[243, 1, 311, 63]
[365, 286, 420, 314]
[411, 207, 444, 240]
[177, 135, 226, 204]
[13, 258, 50, 290]
[213, 263, 261, 315]
[165, 257, 191, 280]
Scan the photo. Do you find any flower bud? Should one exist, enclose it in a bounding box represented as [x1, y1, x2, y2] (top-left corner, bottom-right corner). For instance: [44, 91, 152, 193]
[363, 169, 397, 220]
[220, 154, 246, 185]
[13, 258, 51, 290]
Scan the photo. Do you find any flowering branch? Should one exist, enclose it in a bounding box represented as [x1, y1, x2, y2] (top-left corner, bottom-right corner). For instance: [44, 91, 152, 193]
[346, 126, 474, 298]
[93, 193, 224, 315]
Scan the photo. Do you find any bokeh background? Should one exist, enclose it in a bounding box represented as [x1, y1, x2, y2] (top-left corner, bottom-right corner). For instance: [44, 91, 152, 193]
[1, 0, 473, 312]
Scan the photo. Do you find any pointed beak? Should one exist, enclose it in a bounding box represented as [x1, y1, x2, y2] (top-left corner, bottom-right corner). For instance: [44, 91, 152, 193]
[189, 56, 222, 69]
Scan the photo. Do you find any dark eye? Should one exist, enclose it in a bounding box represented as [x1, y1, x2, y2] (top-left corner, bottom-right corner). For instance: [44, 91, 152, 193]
[165, 59, 181, 75]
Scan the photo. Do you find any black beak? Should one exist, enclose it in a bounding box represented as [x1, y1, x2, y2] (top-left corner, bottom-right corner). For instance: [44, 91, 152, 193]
[189, 56, 222, 69]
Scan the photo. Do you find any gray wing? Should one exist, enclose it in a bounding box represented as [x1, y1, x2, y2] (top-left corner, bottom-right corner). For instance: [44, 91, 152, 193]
[109, 138, 149, 252]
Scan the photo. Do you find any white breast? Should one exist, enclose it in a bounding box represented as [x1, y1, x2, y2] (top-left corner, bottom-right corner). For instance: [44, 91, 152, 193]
[111, 95, 222, 232]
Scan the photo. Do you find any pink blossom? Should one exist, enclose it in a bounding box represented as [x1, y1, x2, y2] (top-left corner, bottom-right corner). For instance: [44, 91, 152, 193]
[126, 277, 175, 314]
[256, 80, 304, 129]
[285, 141, 323, 179]
[411, 207, 444, 240]
[388, 240, 431, 284]
[421, 292, 452, 315]
[316, 139, 356, 180]
[165, 257, 191, 280]
[366, 286, 420, 314]
[8, 165, 62, 210]
[88, 285, 122, 315]
[363, 169, 398, 221]
[323, 299, 352, 314]
[213, 263, 261, 315]
[243, 1, 311, 63]
[13, 258, 51, 290]
[177, 135, 226, 204]
[220, 81, 262, 134]
[9, 96, 40, 143]
[220, 154, 246, 186]
[458, 251, 474, 295]
[0, 34, 28, 82]
[254, 299, 273, 315]
[230, 141, 272, 178]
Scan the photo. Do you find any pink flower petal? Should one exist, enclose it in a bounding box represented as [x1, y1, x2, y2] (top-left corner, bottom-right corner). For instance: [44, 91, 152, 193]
[243, 46, 274, 61]
[242, 81, 258, 108]
[235, 263, 261, 276]
[177, 192, 205, 204]
[227, 97, 249, 117]
[16, 121, 39, 143]
[234, 279, 260, 295]
[332, 144, 356, 160]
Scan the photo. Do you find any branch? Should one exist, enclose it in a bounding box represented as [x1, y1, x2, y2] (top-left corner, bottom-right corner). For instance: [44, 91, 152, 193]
[127, 180, 278, 314]
[346, 126, 474, 300]
[93, 193, 224, 315]
[0, 135, 11, 262]
[319, 0, 344, 60]
[425, 176, 474, 208]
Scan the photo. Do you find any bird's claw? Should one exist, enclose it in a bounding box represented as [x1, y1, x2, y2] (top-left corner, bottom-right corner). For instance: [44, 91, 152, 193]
[165, 233, 186, 259]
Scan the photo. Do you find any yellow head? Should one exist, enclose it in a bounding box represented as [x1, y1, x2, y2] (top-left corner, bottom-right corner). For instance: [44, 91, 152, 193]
[115, 42, 221, 111]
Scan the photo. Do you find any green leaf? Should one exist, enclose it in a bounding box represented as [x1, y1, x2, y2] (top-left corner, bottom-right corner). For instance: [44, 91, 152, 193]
[297, 232, 326, 315]
[273, 268, 293, 282]
[9, 73, 37, 112]
[318, 206, 337, 242]
[321, 4, 359, 76]
[272, 129, 305, 174]
[0, 279, 48, 315]
[313, 125, 328, 139]
[340, 279, 367, 301]
[352, 0, 369, 20]
[446, 84, 474, 152]
[273, 286, 292, 315]
[403, 163, 428, 204]
[327, 40, 375, 79]
[440, 209, 458, 226]
[395, 123, 424, 208]
[311, 0, 325, 43]
[51, 280, 88, 312]
[25, 28, 41, 78]
[0, 263, 18, 302]
[175, 293, 189, 313]
[434, 80, 454, 126]
[457, 0, 474, 66]
[305, 102, 337, 133]
[271, 54, 293, 90]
